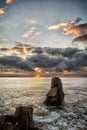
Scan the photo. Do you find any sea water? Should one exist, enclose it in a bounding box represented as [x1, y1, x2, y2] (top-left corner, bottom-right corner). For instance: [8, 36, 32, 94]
[0, 77, 87, 130]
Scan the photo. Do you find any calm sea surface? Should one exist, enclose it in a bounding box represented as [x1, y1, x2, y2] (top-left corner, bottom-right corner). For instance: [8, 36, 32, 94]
[0, 77, 87, 130]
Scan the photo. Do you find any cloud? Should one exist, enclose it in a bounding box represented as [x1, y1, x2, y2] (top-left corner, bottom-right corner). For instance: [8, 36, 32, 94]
[11, 43, 34, 56]
[64, 23, 87, 35]
[48, 17, 82, 31]
[73, 33, 87, 43]
[26, 19, 37, 25]
[0, 56, 33, 71]
[6, 0, 13, 4]
[27, 48, 87, 72]
[45, 47, 78, 58]
[32, 47, 44, 54]
[48, 18, 87, 47]
[0, 45, 87, 73]
[0, 8, 4, 15]
[22, 26, 41, 39]
[0, 47, 9, 51]
[56, 51, 87, 72]
[28, 54, 63, 68]
[0, 0, 14, 15]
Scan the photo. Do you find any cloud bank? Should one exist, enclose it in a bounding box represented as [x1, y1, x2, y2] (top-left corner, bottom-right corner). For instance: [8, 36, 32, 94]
[0, 45, 87, 73]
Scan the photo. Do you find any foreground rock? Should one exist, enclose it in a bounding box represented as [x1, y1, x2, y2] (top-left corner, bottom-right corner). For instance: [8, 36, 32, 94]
[15, 106, 34, 130]
[0, 106, 42, 130]
[43, 77, 64, 106]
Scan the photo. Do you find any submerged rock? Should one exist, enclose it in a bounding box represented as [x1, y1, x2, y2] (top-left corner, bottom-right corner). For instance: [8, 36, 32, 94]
[43, 77, 64, 106]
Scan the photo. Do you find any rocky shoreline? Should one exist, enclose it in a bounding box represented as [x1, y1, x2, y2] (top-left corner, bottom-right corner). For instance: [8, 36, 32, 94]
[0, 77, 65, 130]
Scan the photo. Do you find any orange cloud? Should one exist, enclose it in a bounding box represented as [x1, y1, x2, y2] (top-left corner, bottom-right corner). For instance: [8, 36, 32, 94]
[6, 0, 12, 4]
[64, 24, 87, 35]
[48, 18, 82, 31]
[48, 22, 73, 30]
[64, 27, 85, 35]
[0, 8, 4, 15]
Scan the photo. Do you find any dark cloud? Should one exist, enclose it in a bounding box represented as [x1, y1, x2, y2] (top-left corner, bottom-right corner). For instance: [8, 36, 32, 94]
[73, 33, 87, 43]
[32, 47, 43, 54]
[0, 56, 33, 71]
[0, 46, 87, 73]
[28, 54, 59, 68]
[27, 48, 87, 72]
[45, 47, 78, 58]
[56, 51, 87, 72]
[0, 47, 9, 51]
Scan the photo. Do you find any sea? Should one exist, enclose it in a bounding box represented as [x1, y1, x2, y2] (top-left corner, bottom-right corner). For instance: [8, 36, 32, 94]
[0, 77, 87, 130]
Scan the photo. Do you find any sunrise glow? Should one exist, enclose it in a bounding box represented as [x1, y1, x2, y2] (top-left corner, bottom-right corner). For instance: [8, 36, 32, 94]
[34, 74, 41, 78]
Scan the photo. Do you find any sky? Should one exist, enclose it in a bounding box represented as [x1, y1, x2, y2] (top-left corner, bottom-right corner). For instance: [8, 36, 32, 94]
[0, 0, 87, 77]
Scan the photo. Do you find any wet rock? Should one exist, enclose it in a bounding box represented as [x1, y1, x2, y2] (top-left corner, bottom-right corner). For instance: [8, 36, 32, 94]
[0, 116, 5, 122]
[0, 115, 17, 125]
[0, 122, 14, 130]
[28, 127, 42, 130]
[43, 77, 64, 106]
[5, 115, 17, 125]
[15, 106, 34, 130]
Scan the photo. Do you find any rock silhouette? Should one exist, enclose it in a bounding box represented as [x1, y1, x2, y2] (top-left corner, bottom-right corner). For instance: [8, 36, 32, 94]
[43, 77, 64, 106]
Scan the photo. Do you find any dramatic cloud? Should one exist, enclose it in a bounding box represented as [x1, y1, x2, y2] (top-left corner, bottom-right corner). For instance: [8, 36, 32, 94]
[0, 46, 87, 73]
[48, 17, 87, 48]
[64, 23, 87, 35]
[73, 34, 87, 43]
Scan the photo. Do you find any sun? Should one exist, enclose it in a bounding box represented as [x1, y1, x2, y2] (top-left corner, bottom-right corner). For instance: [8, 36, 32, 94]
[34, 74, 41, 78]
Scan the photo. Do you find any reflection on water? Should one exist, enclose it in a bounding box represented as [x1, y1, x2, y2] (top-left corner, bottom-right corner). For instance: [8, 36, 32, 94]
[0, 77, 87, 130]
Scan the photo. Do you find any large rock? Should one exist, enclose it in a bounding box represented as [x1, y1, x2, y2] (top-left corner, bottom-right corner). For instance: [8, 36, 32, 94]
[15, 106, 34, 130]
[43, 77, 64, 106]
